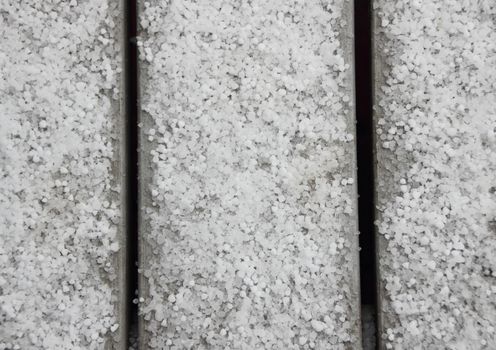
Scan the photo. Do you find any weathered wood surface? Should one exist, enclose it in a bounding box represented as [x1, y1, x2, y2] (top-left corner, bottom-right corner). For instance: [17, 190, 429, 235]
[138, 0, 361, 348]
[0, 1, 126, 349]
[374, 1, 496, 348]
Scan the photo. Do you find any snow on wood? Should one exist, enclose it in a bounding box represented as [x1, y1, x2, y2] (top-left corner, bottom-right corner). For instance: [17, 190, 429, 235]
[138, 0, 361, 348]
[0, 1, 126, 349]
[374, 1, 496, 348]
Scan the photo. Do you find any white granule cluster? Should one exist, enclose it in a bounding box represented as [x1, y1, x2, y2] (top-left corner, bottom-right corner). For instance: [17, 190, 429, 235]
[0, 1, 122, 349]
[139, 0, 360, 348]
[375, 1, 496, 348]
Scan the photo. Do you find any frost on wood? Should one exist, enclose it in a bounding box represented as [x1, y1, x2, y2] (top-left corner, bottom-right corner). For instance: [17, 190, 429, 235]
[139, 0, 360, 348]
[375, 1, 496, 348]
[0, 1, 122, 349]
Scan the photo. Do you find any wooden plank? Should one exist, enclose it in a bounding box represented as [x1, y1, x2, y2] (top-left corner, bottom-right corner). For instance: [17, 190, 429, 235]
[373, 2, 496, 348]
[0, 1, 126, 349]
[372, 5, 388, 348]
[138, 0, 361, 348]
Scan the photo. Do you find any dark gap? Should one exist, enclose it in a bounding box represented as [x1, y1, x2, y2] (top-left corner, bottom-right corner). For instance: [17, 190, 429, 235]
[354, 0, 378, 348]
[124, 0, 139, 346]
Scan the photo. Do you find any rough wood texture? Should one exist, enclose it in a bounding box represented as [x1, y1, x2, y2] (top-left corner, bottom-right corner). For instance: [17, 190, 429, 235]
[373, 1, 496, 348]
[138, 0, 361, 348]
[0, 1, 126, 349]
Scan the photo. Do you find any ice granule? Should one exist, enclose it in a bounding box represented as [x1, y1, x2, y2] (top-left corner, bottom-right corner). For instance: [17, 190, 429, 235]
[0, 1, 123, 348]
[375, 0, 496, 348]
[139, 0, 361, 348]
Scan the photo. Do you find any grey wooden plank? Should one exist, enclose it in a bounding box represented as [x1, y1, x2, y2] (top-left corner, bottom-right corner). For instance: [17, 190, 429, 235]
[0, 1, 126, 349]
[138, 0, 361, 348]
[112, 0, 128, 348]
[372, 6, 388, 348]
[373, 2, 496, 348]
